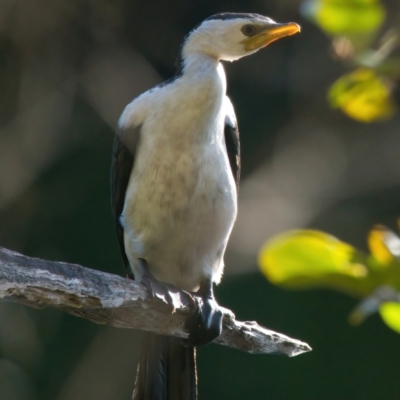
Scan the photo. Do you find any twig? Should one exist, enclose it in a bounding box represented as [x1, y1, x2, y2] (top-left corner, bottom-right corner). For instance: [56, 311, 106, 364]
[0, 246, 311, 357]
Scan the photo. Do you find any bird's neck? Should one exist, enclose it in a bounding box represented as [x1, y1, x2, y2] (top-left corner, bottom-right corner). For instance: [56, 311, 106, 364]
[181, 52, 227, 95]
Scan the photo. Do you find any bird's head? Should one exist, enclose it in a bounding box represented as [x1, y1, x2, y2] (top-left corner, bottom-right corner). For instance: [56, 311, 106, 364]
[183, 13, 300, 62]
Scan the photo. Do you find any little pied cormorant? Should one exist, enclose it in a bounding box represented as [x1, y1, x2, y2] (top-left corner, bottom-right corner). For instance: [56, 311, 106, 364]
[111, 12, 300, 400]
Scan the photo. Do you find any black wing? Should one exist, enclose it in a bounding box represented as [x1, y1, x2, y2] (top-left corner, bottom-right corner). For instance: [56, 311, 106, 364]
[224, 120, 241, 190]
[111, 125, 141, 277]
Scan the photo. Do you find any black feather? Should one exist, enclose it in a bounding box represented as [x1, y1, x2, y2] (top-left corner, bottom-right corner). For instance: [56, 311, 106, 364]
[224, 121, 241, 190]
[133, 333, 197, 400]
[206, 12, 269, 22]
[110, 125, 141, 277]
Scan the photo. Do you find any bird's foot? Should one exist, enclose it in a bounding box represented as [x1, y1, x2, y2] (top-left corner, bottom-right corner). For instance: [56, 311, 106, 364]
[126, 270, 135, 280]
[138, 259, 194, 311]
[183, 279, 223, 347]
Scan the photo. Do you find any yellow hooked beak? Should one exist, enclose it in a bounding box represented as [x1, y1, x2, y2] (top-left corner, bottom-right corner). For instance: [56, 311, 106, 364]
[241, 22, 301, 51]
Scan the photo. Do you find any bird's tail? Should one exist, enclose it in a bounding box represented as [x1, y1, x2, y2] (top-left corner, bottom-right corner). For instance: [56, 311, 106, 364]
[133, 332, 197, 400]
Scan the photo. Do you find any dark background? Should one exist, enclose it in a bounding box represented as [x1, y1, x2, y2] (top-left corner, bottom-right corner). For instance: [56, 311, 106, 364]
[0, 0, 400, 399]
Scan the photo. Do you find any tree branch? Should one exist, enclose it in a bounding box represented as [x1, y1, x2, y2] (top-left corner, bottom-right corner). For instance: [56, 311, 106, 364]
[0, 246, 311, 357]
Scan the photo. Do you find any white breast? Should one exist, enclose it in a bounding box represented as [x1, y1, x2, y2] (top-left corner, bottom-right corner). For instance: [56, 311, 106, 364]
[121, 60, 237, 292]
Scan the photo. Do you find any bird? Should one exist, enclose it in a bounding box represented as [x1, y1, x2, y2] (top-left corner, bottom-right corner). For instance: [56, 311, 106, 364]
[111, 12, 300, 400]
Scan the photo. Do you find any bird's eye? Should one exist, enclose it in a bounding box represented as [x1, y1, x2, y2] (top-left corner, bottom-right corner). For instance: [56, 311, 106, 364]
[241, 24, 255, 36]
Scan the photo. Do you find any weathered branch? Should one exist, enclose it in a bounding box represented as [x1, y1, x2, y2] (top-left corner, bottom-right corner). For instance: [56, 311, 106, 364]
[0, 246, 311, 357]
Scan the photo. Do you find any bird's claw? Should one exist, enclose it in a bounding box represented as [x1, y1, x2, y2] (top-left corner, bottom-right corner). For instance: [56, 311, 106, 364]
[139, 259, 194, 311]
[138, 260, 222, 341]
[182, 279, 223, 347]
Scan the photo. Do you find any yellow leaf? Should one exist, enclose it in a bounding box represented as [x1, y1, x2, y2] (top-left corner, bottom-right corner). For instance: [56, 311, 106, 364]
[328, 69, 396, 122]
[307, 0, 385, 35]
[368, 225, 399, 266]
[258, 230, 372, 296]
[380, 302, 400, 333]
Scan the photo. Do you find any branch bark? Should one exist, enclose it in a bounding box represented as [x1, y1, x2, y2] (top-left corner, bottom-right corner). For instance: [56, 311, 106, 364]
[0, 246, 311, 357]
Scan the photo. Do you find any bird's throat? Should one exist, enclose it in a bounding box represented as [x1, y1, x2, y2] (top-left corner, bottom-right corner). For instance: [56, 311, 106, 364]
[181, 54, 227, 118]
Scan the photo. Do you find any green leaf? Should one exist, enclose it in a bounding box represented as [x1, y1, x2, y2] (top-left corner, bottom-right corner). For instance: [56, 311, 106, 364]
[260, 229, 400, 331]
[303, 0, 385, 35]
[328, 69, 396, 122]
[380, 302, 400, 333]
[258, 230, 376, 297]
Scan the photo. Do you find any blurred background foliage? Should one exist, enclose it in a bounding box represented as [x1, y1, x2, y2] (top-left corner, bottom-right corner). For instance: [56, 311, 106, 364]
[303, 0, 399, 122]
[1, 0, 400, 399]
[259, 225, 400, 333]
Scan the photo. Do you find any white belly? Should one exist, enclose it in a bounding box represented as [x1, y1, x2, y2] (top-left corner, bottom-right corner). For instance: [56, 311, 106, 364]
[122, 133, 237, 292]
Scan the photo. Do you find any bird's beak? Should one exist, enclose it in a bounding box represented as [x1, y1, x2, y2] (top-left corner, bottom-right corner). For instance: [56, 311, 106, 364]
[241, 22, 301, 51]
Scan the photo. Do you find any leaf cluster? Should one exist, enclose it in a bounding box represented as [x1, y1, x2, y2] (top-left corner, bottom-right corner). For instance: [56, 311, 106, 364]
[259, 223, 400, 333]
[302, 0, 399, 122]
